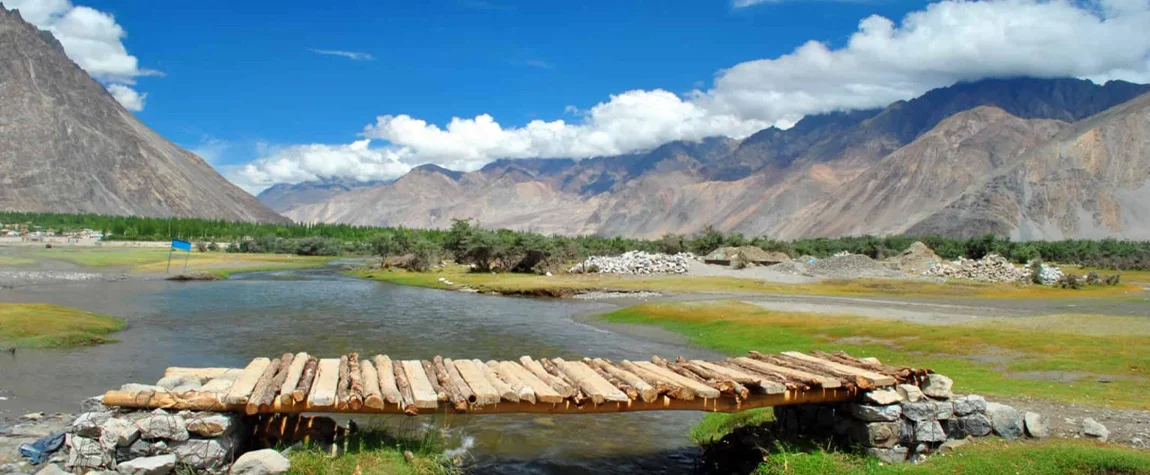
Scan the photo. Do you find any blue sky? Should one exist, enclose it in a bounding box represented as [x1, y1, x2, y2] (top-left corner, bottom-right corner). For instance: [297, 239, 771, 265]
[5, 0, 1150, 193]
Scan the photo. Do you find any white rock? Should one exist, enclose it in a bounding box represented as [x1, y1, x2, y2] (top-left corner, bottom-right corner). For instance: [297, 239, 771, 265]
[155, 375, 199, 390]
[863, 389, 903, 405]
[230, 449, 290, 475]
[99, 417, 140, 448]
[116, 454, 176, 475]
[1024, 412, 1049, 438]
[69, 412, 113, 438]
[35, 464, 70, 475]
[133, 413, 188, 441]
[186, 413, 239, 437]
[896, 384, 924, 402]
[1082, 418, 1109, 441]
[921, 374, 953, 399]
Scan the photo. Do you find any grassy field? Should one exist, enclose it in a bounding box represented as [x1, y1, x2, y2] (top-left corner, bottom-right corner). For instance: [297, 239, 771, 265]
[600, 302, 1150, 409]
[286, 429, 454, 475]
[0, 303, 125, 348]
[355, 265, 1142, 300]
[9, 247, 335, 274]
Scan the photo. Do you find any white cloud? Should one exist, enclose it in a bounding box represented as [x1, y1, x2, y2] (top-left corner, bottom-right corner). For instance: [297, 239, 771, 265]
[233, 140, 411, 193]
[309, 48, 375, 61]
[241, 0, 1150, 188]
[2, 0, 156, 111]
[106, 83, 145, 111]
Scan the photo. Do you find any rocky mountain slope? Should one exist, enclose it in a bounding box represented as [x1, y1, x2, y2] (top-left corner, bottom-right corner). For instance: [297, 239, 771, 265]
[278, 77, 1150, 239]
[0, 8, 285, 222]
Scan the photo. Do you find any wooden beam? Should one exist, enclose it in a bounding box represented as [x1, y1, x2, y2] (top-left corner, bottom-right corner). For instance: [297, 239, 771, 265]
[401, 360, 439, 409]
[223, 358, 271, 405]
[308, 358, 340, 408]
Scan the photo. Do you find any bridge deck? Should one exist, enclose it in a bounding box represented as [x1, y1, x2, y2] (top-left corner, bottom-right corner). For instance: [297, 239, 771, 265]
[102, 351, 929, 415]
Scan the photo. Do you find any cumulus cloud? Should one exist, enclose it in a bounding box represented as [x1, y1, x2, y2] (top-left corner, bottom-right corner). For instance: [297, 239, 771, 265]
[233, 140, 411, 193]
[2, 0, 155, 110]
[106, 83, 145, 111]
[241, 0, 1150, 189]
[309, 48, 375, 61]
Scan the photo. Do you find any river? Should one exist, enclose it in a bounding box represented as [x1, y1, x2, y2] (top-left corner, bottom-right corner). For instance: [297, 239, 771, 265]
[0, 268, 722, 474]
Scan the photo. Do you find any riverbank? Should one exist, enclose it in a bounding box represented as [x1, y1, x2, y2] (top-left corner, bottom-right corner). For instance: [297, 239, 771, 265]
[0, 303, 123, 349]
[354, 265, 1143, 300]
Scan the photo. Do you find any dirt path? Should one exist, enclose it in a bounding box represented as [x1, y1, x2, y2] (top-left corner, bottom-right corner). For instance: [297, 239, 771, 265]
[994, 395, 1150, 448]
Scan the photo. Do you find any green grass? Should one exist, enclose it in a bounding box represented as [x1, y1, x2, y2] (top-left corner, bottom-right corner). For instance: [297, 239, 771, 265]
[287, 429, 455, 475]
[354, 266, 1142, 300]
[600, 302, 1150, 409]
[0, 303, 125, 348]
[17, 247, 334, 274]
[750, 439, 1150, 474]
[0, 254, 36, 266]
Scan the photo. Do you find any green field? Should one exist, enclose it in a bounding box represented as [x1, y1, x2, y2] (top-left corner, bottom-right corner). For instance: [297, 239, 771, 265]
[601, 302, 1150, 409]
[9, 247, 335, 274]
[0, 303, 125, 349]
[286, 429, 454, 475]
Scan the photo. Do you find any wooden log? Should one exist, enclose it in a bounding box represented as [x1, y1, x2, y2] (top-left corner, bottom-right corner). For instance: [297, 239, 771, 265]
[421, 360, 450, 402]
[487, 360, 535, 403]
[359, 360, 384, 409]
[336, 355, 351, 410]
[498, 361, 563, 404]
[632, 361, 720, 399]
[107, 386, 859, 414]
[291, 357, 319, 403]
[677, 362, 750, 399]
[619, 360, 693, 400]
[373, 355, 403, 406]
[392, 361, 418, 414]
[254, 351, 294, 411]
[582, 358, 638, 401]
[714, 360, 801, 390]
[433, 357, 470, 411]
[814, 350, 912, 380]
[589, 359, 657, 403]
[475, 359, 518, 402]
[553, 358, 629, 404]
[401, 360, 440, 409]
[731, 357, 838, 388]
[441, 357, 477, 408]
[224, 358, 271, 405]
[278, 352, 308, 405]
[347, 353, 364, 410]
[452, 359, 501, 406]
[164, 367, 242, 382]
[765, 352, 887, 389]
[519, 356, 574, 397]
[540, 358, 586, 405]
[690, 360, 786, 395]
[657, 359, 745, 400]
[246, 358, 282, 415]
[308, 358, 340, 408]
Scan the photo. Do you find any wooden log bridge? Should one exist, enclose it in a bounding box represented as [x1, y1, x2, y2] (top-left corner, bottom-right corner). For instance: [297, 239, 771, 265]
[103, 350, 930, 416]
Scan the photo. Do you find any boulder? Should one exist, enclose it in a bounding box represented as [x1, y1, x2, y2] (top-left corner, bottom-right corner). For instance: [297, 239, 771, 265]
[985, 403, 1024, 439]
[68, 435, 113, 471]
[35, 464, 70, 475]
[81, 396, 108, 413]
[1024, 412, 1049, 438]
[99, 418, 140, 449]
[913, 421, 946, 443]
[939, 437, 970, 452]
[69, 412, 114, 438]
[133, 413, 188, 442]
[229, 449, 290, 475]
[186, 414, 239, 438]
[864, 445, 908, 464]
[116, 455, 176, 475]
[952, 395, 987, 416]
[852, 422, 899, 448]
[934, 400, 954, 420]
[850, 403, 901, 422]
[1082, 418, 1109, 441]
[956, 414, 992, 437]
[170, 434, 238, 471]
[155, 375, 199, 391]
[896, 384, 924, 402]
[900, 401, 936, 422]
[863, 389, 903, 406]
[921, 374, 953, 399]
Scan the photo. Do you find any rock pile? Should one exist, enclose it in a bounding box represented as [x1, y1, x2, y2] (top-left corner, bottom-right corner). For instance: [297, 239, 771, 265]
[568, 251, 694, 275]
[888, 242, 942, 274]
[1033, 262, 1064, 285]
[925, 254, 1029, 283]
[46, 396, 289, 475]
[805, 254, 911, 280]
[775, 374, 1047, 464]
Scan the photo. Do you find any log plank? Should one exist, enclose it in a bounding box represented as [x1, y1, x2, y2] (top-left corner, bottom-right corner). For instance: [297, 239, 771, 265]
[223, 358, 271, 405]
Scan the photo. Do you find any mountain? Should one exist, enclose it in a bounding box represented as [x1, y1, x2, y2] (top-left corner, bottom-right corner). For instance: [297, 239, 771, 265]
[279, 77, 1150, 239]
[257, 177, 391, 213]
[907, 92, 1150, 240]
[0, 8, 285, 223]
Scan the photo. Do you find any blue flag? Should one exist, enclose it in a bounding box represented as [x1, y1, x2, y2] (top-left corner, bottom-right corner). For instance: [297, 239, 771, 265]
[171, 239, 192, 252]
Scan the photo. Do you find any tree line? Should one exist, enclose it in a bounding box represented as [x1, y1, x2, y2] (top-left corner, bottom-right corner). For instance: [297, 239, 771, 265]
[2, 211, 1147, 269]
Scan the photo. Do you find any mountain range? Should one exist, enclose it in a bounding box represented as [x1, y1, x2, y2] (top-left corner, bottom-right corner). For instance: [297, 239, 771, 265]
[271, 78, 1150, 240]
[0, 7, 284, 223]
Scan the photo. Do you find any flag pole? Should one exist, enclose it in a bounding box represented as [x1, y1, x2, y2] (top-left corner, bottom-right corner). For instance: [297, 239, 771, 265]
[166, 247, 173, 273]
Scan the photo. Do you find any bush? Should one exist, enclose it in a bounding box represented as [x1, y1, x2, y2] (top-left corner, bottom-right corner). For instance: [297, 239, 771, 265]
[207, 241, 219, 252]
[1028, 259, 1045, 285]
[195, 241, 208, 252]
